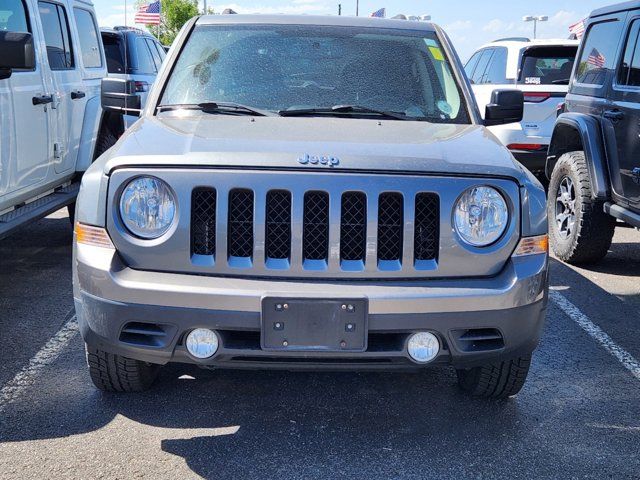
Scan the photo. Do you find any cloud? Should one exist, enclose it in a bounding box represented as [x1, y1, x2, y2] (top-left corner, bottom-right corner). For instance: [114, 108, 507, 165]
[444, 20, 472, 32]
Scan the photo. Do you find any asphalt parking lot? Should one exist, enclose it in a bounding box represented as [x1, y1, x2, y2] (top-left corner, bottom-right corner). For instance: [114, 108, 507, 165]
[0, 209, 639, 479]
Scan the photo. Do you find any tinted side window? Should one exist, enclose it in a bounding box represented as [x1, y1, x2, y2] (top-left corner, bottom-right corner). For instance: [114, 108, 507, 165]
[0, 0, 29, 32]
[101, 33, 125, 73]
[39, 2, 74, 70]
[473, 49, 494, 84]
[485, 47, 508, 84]
[153, 40, 166, 61]
[464, 51, 482, 80]
[135, 37, 156, 73]
[575, 20, 620, 85]
[146, 38, 162, 70]
[618, 19, 640, 86]
[73, 8, 101, 68]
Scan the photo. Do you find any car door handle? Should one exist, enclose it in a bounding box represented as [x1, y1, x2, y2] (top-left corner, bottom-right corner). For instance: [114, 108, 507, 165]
[603, 109, 624, 121]
[32, 94, 53, 106]
[71, 90, 85, 100]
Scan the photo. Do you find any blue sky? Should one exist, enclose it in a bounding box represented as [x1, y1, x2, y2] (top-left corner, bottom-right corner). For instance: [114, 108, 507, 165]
[93, 0, 612, 59]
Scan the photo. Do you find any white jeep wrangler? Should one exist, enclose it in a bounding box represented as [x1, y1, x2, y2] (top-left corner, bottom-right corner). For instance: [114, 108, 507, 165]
[0, 0, 116, 238]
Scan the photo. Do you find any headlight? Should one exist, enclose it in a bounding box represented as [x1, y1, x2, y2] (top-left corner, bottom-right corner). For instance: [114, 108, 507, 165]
[119, 176, 176, 239]
[454, 186, 508, 247]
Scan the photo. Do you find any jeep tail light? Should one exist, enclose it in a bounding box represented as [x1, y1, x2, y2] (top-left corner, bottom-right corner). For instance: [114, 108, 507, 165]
[75, 222, 114, 249]
[134, 81, 150, 92]
[523, 92, 551, 103]
[507, 143, 545, 151]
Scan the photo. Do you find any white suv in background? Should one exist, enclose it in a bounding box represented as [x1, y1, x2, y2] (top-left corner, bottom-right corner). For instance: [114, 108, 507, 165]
[0, 0, 109, 238]
[465, 38, 579, 174]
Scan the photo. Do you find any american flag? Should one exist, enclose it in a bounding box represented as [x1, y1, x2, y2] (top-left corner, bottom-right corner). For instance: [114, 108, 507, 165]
[370, 8, 386, 18]
[569, 19, 586, 39]
[587, 48, 606, 68]
[135, 1, 161, 25]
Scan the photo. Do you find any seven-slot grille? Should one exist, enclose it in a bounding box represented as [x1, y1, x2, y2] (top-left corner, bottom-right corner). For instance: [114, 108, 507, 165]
[191, 189, 439, 271]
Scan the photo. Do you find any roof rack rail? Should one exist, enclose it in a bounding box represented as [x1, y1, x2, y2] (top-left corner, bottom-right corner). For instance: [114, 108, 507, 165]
[113, 26, 146, 34]
[493, 37, 531, 43]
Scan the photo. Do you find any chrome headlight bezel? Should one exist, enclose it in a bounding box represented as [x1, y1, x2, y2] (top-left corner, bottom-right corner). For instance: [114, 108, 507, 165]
[453, 185, 509, 247]
[118, 176, 177, 240]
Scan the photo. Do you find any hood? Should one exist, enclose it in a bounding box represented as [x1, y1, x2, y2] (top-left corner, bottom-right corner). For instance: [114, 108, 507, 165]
[102, 114, 526, 181]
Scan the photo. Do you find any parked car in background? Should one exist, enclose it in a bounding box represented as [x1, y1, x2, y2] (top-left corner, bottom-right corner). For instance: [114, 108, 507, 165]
[74, 15, 548, 399]
[0, 0, 108, 238]
[547, 1, 640, 264]
[466, 38, 579, 175]
[99, 26, 165, 139]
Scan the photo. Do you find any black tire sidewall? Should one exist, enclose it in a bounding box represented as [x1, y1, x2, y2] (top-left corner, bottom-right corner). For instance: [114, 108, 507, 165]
[548, 154, 584, 259]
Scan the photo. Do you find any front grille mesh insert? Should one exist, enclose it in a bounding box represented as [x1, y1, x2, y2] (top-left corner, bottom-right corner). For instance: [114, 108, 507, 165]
[340, 192, 367, 262]
[414, 193, 440, 261]
[191, 187, 216, 256]
[227, 189, 254, 258]
[189, 186, 441, 273]
[303, 191, 329, 261]
[265, 190, 291, 259]
[377, 193, 403, 261]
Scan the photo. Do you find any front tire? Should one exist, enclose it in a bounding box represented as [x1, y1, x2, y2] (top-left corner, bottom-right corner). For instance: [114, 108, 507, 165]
[456, 356, 531, 399]
[547, 151, 615, 264]
[86, 344, 160, 392]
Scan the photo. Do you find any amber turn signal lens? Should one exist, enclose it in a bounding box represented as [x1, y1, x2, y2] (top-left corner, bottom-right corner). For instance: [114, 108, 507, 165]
[513, 234, 548, 257]
[75, 222, 115, 249]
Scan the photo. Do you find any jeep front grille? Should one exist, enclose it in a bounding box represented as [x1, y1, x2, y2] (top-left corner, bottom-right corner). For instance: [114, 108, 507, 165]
[191, 187, 439, 274]
[111, 170, 521, 280]
[227, 189, 254, 259]
[303, 191, 329, 261]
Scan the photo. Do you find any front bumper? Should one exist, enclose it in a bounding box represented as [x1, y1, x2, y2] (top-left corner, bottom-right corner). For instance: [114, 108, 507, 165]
[74, 243, 548, 370]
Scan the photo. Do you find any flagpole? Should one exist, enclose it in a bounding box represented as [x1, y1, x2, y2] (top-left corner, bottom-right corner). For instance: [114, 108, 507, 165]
[158, 0, 161, 39]
[356, 0, 359, 16]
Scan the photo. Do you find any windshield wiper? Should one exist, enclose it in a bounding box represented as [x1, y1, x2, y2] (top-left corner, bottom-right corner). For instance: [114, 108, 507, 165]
[279, 104, 414, 121]
[157, 102, 275, 116]
[551, 78, 571, 85]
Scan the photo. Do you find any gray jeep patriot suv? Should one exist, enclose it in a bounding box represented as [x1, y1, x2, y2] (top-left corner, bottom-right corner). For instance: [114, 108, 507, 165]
[547, 2, 640, 264]
[73, 15, 549, 398]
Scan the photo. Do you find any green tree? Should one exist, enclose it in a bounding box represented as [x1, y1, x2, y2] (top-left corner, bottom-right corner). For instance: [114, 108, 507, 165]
[160, 0, 198, 45]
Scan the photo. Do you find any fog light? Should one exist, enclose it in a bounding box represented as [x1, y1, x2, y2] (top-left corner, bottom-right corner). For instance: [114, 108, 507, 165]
[185, 329, 219, 359]
[407, 332, 440, 363]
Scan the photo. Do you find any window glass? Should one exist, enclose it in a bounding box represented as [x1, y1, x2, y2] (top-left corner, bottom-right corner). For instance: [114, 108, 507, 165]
[0, 0, 29, 32]
[575, 20, 620, 85]
[38, 2, 74, 70]
[485, 47, 508, 84]
[135, 37, 156, 73]
[519, 46, 578, 85]
[73, 8, 101, 68]
[154, 40, 166, 61]
[161, 25, 469, 124]
[618, 20, 640, 86]
[464, 51, 482, 81]
[472, 49, 493, 84]
[102, 33, 125, 73]
[146, 38, 162, 70]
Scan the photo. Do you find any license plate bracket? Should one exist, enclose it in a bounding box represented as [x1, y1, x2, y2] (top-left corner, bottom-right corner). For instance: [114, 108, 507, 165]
[261, 298, 368, 352]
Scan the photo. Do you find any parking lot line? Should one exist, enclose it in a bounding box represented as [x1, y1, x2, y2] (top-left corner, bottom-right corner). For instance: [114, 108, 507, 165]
[0, 312, 78, 413]
[550, 290, 640, 382]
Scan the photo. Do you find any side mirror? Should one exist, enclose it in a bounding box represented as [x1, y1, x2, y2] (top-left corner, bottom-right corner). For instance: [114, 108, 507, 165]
[484, 89, 523, 126]
[101, 78, 142, 116]
[0, 32, 35, 80]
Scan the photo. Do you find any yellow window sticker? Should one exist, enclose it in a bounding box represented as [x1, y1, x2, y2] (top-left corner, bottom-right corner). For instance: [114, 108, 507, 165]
[429, 46, 444, 61]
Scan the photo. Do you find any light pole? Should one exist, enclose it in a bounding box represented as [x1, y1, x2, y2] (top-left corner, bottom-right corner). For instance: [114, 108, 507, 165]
[523, 15, 548, 39]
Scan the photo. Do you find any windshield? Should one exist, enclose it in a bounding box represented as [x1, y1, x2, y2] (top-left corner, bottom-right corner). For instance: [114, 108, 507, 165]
[160, 24, 469, 123]
[518, 46, 578, 85]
